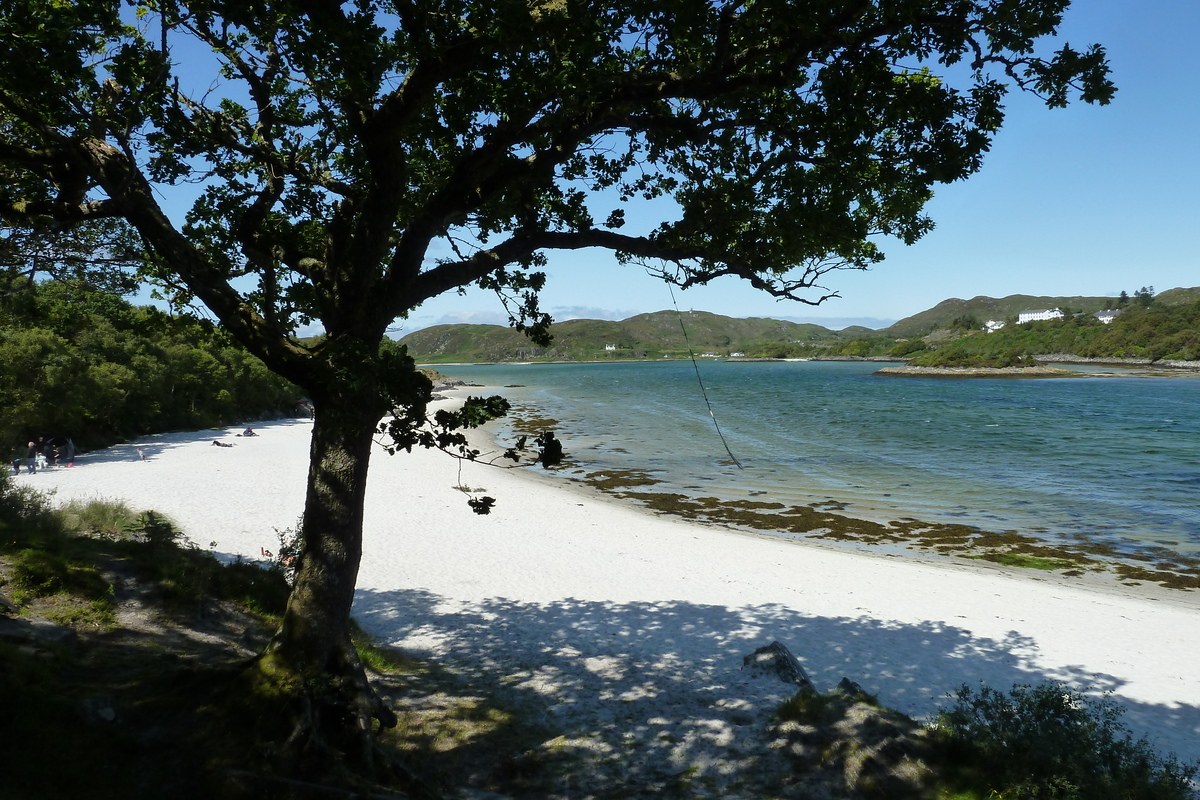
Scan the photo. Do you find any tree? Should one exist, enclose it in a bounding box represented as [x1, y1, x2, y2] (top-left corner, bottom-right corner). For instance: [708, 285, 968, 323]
[1, 217, 143, 296]
[0, 0, 1113, 779]
[948, 312, 980, 332]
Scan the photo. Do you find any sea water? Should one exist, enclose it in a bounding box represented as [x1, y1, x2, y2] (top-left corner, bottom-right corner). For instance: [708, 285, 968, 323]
[440, 360, 1200, 556]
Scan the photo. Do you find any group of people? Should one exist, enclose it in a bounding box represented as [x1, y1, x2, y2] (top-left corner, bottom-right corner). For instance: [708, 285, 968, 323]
[210, 427, 258, 448]
[12, 427, 264, 473]
[10, 436, 75, 475]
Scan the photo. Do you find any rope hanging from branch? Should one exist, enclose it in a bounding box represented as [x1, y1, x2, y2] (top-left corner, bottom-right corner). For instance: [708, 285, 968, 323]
[667, 281, 743, 470]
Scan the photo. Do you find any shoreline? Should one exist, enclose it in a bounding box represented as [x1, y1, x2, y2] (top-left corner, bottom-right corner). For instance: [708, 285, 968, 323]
[474, 376, 1200, 596]
[21, 400, 1200, 774]
[487, 438, 1200, 610]
[478, 391, 1200, 602]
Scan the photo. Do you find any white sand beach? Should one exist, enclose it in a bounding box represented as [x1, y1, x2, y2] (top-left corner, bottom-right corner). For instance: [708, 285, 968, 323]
[22, 396, 1200, 784]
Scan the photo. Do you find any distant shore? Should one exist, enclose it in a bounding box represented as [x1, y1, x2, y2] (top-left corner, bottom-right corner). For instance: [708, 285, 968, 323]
[874, 364, 1075, 378]
[423, 354, 1200, 373]
[876, 359, 1200, 378]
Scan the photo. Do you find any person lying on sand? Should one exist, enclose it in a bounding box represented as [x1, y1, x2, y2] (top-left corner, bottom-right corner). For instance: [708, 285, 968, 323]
[211, 440, 234, 448]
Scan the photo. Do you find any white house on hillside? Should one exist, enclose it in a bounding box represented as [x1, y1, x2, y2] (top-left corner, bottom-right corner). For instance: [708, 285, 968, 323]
[985, 319, 1006, 333]
[1094, 309, 1123, 324]
[1018, 309, 1065, 323]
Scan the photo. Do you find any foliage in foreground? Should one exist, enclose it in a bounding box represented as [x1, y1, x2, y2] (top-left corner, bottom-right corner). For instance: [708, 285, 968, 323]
[772, 680, 1198, 799]
[0, 471, 290, 624]
[931, 682, 1198, 799]
[0, 472, 295, 798]
[0, 473, 533, 799]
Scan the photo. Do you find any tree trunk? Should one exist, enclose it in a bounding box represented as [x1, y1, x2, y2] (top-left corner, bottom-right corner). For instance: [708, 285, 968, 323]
[253, 392, 397, 773]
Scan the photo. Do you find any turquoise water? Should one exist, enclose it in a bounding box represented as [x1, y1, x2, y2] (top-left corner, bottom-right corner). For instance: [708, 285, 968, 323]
[442, 360, 1200, 555]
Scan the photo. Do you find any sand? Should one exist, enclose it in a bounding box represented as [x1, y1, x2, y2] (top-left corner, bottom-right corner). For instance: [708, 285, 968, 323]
[22, 396, 1200, 785]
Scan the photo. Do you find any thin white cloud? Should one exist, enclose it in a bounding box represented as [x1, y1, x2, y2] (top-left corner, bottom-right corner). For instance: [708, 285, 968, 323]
[549, 305, 642, 321]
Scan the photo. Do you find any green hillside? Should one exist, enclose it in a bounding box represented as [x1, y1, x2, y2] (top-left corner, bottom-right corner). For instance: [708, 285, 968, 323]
[1157, 286, 1200, 305]
[908, 298, 1200, 366]
[401, 288, 1200, 364]
[881, 294, 1114, 338]
[882, 288, 1200, 338]
[400, 310, 851, 363]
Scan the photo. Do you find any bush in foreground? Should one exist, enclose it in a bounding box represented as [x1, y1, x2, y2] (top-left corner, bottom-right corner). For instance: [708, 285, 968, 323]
[932, 682, 1198, 799]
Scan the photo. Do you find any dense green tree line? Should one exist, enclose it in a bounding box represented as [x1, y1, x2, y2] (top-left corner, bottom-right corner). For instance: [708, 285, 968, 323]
[1, 280, 303, 452]
[911, 300, 1200, 367]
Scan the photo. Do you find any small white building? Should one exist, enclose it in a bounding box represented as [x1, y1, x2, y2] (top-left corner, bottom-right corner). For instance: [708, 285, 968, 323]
[984, 319, 1006, 333]
[604, 344, 617, 351]
[1018, 309, 1065, 323]
[1094, 309, 1122, 324]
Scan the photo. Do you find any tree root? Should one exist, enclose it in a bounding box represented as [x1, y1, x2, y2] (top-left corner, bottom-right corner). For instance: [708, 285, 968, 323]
[200, 639, 434, 799]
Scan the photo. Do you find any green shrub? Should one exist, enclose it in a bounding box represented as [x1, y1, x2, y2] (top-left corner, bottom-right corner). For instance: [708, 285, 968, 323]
[10, 548, 72, 602]
[933, 682, 1198, 799]
[0, 469, 59, 543]
[59, 498, 139, 540]
[130, 510, 181, 549]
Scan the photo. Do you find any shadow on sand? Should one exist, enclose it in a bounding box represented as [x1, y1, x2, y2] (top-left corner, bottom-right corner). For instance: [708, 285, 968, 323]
[354, 586, 1200, 787]
[66, 418, 312, 465]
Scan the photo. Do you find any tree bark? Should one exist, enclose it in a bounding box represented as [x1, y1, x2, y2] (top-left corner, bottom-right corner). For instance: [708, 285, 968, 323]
[255, 388, 398, 770]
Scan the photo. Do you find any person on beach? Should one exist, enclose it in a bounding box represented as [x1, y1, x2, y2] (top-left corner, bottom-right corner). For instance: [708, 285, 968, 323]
[25, 441, 37, 474]
[240, 427, 256, 437]
[212, 440, 234, 448]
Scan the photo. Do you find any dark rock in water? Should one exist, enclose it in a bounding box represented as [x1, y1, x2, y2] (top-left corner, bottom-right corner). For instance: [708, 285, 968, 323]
[742, 641, 816, 691]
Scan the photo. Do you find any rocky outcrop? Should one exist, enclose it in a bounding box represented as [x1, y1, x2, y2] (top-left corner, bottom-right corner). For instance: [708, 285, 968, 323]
[743, 640, 817, 691]
[770, 683, 937, 798]
[745, 642, 937, 798]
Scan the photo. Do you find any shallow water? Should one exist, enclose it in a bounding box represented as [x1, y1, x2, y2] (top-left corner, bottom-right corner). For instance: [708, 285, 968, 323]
[441, 360, 1200, 556]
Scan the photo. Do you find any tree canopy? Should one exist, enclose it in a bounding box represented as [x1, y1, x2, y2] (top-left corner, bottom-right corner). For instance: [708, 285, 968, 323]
[0, 0, 1112, 359]
[0, 0, 1114, 782]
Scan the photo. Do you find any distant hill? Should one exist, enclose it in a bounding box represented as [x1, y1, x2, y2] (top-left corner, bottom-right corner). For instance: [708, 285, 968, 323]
[399, 310, 852, 363]
[880, 294, 1114, 338]
[1157, 286, 1200, 305]
[400, 288, 1200, 363]
[882, 288, 1200, 338]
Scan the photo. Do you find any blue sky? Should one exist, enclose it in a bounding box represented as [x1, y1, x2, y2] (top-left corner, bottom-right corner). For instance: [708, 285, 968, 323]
[394, 1, 1200, 334]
